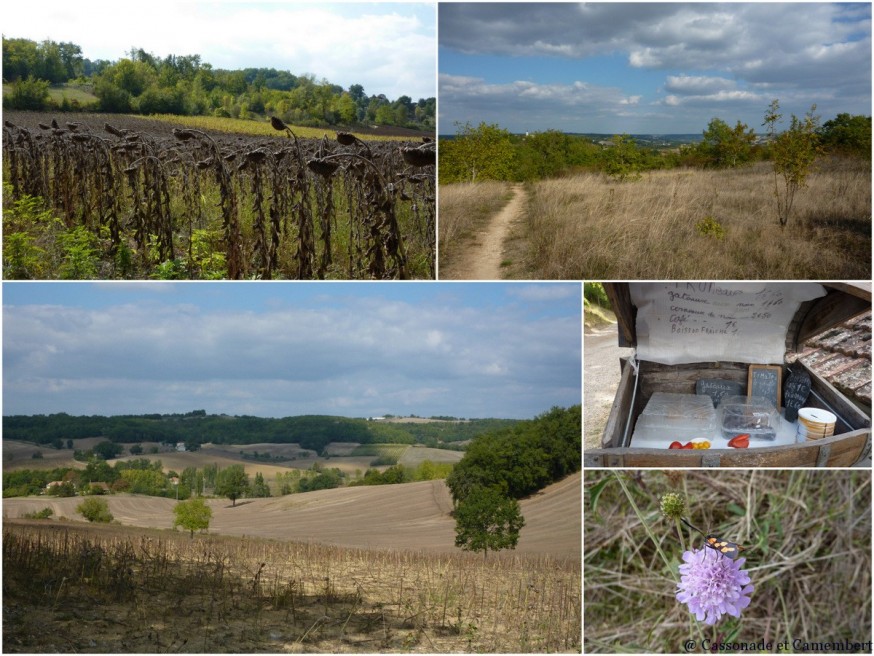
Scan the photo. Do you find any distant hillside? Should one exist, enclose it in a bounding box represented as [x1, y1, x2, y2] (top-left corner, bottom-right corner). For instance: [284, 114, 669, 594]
[2, 412, 520, 453]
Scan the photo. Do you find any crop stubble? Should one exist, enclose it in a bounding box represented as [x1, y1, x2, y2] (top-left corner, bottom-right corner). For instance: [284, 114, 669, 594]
[2, 112, 435, 279]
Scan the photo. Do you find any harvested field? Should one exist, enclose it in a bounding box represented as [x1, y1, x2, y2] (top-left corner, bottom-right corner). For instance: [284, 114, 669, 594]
[399, 446, 465, 467]
[4, 513, 580, 653]
[2, 472, 581, 558]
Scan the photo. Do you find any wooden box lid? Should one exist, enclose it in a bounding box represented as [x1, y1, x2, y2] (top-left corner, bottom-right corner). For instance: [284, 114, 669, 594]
[604, 282, 871, 362]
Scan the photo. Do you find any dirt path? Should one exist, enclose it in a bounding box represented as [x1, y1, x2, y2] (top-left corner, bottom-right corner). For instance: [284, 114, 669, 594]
[584, 324, 634, 449]
[447, 183, 526, 280]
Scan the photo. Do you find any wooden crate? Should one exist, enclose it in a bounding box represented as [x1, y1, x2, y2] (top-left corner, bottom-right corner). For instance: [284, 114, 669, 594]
[586, 282, 871, 467]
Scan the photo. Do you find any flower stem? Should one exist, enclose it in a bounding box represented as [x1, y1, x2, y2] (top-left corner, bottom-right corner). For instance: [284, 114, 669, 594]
[613, 472, 677, 581]
[675, 517, 687, 553]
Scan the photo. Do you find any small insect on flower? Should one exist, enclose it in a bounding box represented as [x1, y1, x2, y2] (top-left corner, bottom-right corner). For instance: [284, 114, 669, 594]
[681, 517, 747, 560]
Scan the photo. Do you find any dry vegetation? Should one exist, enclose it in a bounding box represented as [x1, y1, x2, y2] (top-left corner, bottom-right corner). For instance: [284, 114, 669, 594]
[584, 470, 871, 653]
[3, 112, 435, 280]
[3, 472, 581, 653]
[437, 181, 513, 275]
[2, 474, 581, 556]
[4, 521, 580, 653]
[514, 159, 871, 279]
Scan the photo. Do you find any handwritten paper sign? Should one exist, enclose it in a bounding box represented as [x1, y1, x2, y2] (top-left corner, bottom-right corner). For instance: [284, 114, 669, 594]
[696, 379, 745, 407]
[630, 283, 827, 365]
[748, 365, 782, 409]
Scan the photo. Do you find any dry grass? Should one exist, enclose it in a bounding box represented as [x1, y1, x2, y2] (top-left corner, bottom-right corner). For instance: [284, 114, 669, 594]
[3, 520, 580, 653]
[518, 159, 871, 279]
[584, 470, 871, 653]
[437, 181, 513, 275]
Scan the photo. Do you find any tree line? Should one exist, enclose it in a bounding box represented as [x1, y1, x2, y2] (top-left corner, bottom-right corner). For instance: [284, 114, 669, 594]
[440, 109, 870, 184]
[2, 37, 435, 130]
[3, 412, 516, 453]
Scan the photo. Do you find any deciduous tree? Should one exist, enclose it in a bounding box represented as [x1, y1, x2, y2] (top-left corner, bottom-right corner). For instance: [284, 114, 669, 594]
[439, 122, 516, 183]
[454, 486, 525, 558]
[763, 100, 821, 226]
[173, 497, 212, 537]
[216, 464, 250, 506]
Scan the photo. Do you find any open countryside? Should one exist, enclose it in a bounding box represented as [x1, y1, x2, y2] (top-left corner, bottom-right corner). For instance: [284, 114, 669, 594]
[438, 3, 871, 280]
[2, 7, 436, 280]
[3, 408, 581, 653]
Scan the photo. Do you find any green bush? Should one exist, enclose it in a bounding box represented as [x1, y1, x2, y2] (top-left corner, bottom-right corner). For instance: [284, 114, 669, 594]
[369, 455, 399, 467]
[695, 216, 726, 240]
[22, 507, 54, 520]
[76, 497, 113, 523]
[583, 283, 610, 309]
[58, 226, 100, 279]
[3, 232, 45, 279]
[6, 76, 50, 110]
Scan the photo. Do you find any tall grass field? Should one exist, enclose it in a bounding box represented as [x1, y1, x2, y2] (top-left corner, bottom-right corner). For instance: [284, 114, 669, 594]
[513, 159, 870, 279]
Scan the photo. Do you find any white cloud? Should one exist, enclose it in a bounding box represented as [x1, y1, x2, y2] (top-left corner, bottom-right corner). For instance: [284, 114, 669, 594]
[3, 291, 581, 419]
[4, 1, 436, 99]
[441, 2, 871, 117]
[665, 75, 737, 95]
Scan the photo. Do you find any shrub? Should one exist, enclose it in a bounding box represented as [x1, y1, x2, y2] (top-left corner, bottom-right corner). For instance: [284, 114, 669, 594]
[22, 507, 54, 520]
[6, 76, 50, 110]
[603, 135, 643, 181]
[695, 216, 726, 240]
[583, 283, 610, 308]
[763, 100, 821, 226]
[76, 497, 113, 523]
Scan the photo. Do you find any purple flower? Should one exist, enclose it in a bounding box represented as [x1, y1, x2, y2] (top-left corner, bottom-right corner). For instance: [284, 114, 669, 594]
[676, 547, 754, 625]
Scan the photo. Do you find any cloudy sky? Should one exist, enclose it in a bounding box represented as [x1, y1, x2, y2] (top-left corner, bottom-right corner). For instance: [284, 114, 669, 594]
[4, 1, 436, 100]
[439, 2, 871, 134]
[3, 282, 581, 420]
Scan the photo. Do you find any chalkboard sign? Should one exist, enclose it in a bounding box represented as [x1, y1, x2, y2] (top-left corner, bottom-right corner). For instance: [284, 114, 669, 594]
[748, 365, 782, 409]
[783, 368, 812, 422]
[696, 379, 745, 408]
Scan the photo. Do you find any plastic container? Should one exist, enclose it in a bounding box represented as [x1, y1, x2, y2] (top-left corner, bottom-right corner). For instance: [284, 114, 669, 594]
[719, 395, 779, 440]
[632, 392, 719, 442]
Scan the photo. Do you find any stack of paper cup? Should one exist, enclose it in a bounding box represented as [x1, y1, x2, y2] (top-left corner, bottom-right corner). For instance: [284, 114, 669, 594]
[797, 407, 837, 441]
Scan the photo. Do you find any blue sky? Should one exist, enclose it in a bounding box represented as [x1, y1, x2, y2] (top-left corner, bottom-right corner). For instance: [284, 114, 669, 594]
[4, 1, 436, 100]
[3, 282, 581, 419]
[439, 3, 872, 134]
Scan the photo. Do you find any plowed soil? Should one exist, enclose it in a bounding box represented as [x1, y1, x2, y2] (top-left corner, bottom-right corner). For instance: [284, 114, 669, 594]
[3, 472, 581, 558]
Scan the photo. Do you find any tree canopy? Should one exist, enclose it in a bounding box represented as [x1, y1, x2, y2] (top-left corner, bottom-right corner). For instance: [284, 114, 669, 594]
[446, 405, 581, 505]
[3, 412, 517, 455]
[215, 464, 250, 506]
[173, 497, 213, 537]
[454, 486, 525, 557]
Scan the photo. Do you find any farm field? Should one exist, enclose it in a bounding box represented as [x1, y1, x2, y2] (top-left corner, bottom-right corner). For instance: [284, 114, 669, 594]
[3, 111, 435, 280]
[2, 472, 581, 557]
[3, 474, 581, 652]
[443, 159, 871, 280]
[4, 438, 467, 498]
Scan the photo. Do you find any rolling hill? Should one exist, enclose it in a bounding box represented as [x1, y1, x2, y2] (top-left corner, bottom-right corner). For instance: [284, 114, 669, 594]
[3, 472, 581, 559]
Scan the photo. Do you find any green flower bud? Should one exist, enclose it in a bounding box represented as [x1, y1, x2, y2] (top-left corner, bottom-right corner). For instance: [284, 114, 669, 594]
[660, 492, 686, 519]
